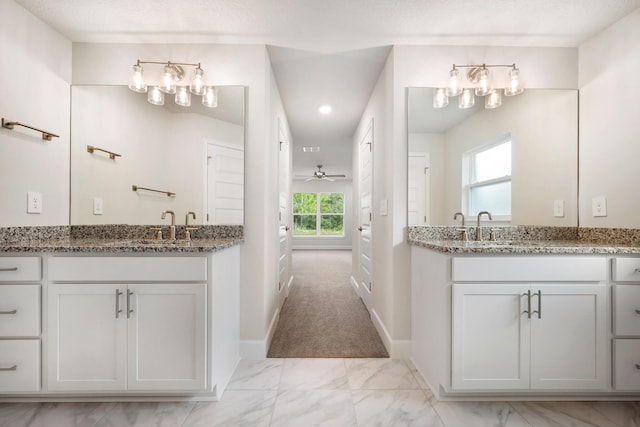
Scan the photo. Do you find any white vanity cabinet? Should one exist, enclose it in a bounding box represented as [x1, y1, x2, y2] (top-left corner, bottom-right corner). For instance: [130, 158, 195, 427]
[47, 257, 207, 393]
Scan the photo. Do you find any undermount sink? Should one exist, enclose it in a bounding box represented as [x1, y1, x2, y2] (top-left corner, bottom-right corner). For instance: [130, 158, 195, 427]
[107, 239, 179, 246]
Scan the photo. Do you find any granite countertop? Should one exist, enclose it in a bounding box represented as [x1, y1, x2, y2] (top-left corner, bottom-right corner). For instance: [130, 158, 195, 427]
[0, 237, 243, 253]
[408, 238, 640, 255]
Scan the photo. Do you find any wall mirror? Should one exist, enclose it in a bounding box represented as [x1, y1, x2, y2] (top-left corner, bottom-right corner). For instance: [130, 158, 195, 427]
[70, 85, 245, 225]
[407, 87, 578, 227]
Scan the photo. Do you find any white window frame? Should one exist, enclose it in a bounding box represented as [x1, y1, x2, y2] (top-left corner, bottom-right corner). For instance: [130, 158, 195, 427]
[292, 192, 345, 237]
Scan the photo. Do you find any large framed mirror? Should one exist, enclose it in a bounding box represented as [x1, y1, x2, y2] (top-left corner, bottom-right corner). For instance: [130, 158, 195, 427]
[407, 88, 578, 227]
[70, 85, 245, 225]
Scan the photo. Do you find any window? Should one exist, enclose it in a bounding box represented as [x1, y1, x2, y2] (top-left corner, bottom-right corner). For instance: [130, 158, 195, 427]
[463, 137, 511, 219]
[293, 192, 344, 236]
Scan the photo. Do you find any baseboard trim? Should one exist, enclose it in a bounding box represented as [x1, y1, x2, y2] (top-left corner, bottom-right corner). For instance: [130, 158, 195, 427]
[350, 275, 359, 293]
[370, 309, 412, 359]
[287, 275, 294, 296]
[240, 309, 280, 359]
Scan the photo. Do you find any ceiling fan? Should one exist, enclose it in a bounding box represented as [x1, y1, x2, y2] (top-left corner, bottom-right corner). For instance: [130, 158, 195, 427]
[305, 165, 346, 182]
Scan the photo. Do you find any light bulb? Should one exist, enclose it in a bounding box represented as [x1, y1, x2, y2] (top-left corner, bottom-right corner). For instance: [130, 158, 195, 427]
[190, 66, 206, 96]
[433, 88, 449, 108]
[160, 65, 177, 94]
[446, 68, 462, 97]
[459, 88, 475, 109]
[485, 89, 502, 109]
[474, 67, 491, 96]
[504, 67, 524, 96]
[128, 64, 147, 93]
[175, 86, 191, 107]
[202, 86, 218, 108]
[147, 86, 164, 105]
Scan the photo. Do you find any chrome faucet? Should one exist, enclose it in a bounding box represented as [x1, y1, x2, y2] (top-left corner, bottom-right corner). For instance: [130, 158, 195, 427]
[476, 211, 492, 241]
[161, 210, 176, 240]
[453, 212, 468, 241]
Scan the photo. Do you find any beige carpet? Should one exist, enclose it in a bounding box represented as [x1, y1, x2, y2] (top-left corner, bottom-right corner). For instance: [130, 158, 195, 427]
[267, 250, 389, 358]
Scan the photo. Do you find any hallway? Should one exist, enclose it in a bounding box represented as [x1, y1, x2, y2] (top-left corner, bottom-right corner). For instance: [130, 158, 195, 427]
[267, 250, 387, 358]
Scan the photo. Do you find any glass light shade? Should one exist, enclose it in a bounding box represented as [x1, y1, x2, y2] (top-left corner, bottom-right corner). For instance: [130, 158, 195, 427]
[175, 86, 191, 107]
[202, 86, 218, 108]
[128, 64, 147, 93]
[160, 65, 177, 94]
[433, 88, 449, 108]
[459, 88, 475, 109]
[446, 68, 462, 96]
[474, 68, 491, 96]
[147, 86, 165, 105]
[504, 67, 524, 96]
[485, 89, 502, 109]
[190, 67, 206, 96]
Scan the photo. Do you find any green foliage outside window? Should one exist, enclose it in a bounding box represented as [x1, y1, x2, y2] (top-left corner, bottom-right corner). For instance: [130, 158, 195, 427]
[292, 192, 344, 236]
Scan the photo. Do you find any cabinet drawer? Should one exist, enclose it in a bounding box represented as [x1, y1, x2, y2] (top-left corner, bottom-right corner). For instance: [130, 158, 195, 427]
[0, 340, 41, 392]
[613, 285, 640, 336]
[0, 285, 40, 337]
[452, 257, 607, 282]
[613, 339, 640, 391]
[613, 258, 640, 282]
[0, 257, 41, 282]
[48, 257, 207, 282]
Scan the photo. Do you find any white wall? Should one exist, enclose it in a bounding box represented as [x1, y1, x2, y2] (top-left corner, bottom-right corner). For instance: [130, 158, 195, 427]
[0, 0, 71, 227]
[291, 179, 353, 250]
[579, 9, 640, 228]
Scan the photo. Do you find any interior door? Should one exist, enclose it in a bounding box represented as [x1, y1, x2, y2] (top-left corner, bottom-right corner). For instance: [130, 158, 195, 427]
[278, 122, 292, 304]
[408, 152, 429, 225]
[206, 142, 244, 225]
[358, 122, 373, 311]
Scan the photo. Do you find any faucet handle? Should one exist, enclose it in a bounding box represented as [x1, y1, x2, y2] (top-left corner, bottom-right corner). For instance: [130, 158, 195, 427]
[185, 227, 199, 241]
[149, 227, 163, 241]
[489, 228, 501, 242]
[456, 228, 469, 242]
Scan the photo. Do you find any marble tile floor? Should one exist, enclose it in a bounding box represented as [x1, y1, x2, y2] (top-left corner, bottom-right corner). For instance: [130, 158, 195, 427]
[1, 358, 639, 427]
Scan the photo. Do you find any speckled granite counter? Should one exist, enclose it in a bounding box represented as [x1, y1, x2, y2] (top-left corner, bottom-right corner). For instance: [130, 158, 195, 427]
[408, 225, 640, 255]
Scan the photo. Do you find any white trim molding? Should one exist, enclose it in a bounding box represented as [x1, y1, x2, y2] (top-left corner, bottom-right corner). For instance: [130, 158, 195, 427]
[239, 309, 281, 359]
[371, 309, 412, 359]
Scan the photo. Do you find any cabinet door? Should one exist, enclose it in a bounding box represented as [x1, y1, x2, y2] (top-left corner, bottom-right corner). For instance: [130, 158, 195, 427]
[47, 284, 127, 391]
[452, 284, 531, 390]
[127, 283, 206, 391]
[530, 284, 607, 390]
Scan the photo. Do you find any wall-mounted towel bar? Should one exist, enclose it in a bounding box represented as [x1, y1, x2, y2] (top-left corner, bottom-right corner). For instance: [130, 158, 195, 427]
[132, 185, 175, 197]
[1, 118, 59, 141]
[87, 145, 121, 159]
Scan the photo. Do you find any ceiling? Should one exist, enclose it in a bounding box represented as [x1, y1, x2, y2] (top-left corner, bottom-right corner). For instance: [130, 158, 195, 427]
[15, 0, 640, 180]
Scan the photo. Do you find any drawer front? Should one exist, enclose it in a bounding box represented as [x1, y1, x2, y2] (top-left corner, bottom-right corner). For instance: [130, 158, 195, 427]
[613, 258, 640, 282]
[0, 257, 41, 282]
[0, 285, 41, 337]
[613, 339, 640, 391]
[613, 285, 640, 337]
[0, 340, 41, 392]
[452, 256, 607, 282]
[48, 257, 207, 282]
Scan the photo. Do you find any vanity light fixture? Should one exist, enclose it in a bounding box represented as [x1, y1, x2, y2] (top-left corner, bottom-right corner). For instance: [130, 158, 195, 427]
[128, 60, 218, 108]
[435, 63, 524, 109]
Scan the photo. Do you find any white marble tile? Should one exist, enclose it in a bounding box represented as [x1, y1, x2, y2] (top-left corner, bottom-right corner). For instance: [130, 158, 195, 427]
[182, 390, 276, 427]
[0, 403, 41, 427]
[279, 358, 348, 390]
[345, 358, 419, 390]
[352, 389, 445, 427]
[94, 401, 195, 427]
[0, 402, 115, 427]
[511, 401, 626, 427]
[406, 359, 433, 391]
[433, 401, 531, 427]
[270, 389, 356, 427]
[590, 401, 640, 427]
[226, 359, 284, 390]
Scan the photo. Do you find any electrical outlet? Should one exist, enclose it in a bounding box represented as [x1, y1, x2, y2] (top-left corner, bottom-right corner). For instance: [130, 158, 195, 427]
[592, 196, 607, 217]
[93, 197, 104, 215]
[27, 191, 43, 214]
[553, 200, 564, 218]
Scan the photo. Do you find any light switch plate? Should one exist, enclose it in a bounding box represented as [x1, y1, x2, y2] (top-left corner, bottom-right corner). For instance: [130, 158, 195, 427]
[379, 199, 388, 216]
[553, 200, 564, 218]
[93, 197, 104, 215]
[592, 196, 607, 217]
[27, 191, 43, 214]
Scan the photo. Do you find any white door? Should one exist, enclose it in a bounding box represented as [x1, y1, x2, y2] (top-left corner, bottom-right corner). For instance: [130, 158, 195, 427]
[127, 283, 207, 391]
[452, 284, 531, 390]
[530, 284, 607, 390]
[408, 152, 429, 225]
[206, 142, 244, 225]
[357, 123, 373, 310]
[278, 124, 292, 304]
[47, 284, 127, 391]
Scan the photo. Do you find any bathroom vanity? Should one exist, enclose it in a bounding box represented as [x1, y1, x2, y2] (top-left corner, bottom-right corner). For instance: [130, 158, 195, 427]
[0, 233, 242, 401]
[410, 230, 640, 399]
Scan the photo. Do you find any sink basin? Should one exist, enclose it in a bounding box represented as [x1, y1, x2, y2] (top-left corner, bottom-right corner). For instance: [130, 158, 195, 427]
[107, 239, 179, 246]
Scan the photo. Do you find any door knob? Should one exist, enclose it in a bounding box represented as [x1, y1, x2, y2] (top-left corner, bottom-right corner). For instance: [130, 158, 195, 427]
[285, 226, 290, 231]
[357, 226, 363, 231]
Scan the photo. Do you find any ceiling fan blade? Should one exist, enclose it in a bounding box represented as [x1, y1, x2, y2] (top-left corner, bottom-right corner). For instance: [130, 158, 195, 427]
[304, 177, 315, 181]
[324, 174, 346, 178]
[322, 177, 335, 182]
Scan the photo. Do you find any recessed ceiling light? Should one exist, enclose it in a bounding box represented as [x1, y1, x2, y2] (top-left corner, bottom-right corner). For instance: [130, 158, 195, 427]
[303, 146, 320, 153]
[318, 105, 332, 115]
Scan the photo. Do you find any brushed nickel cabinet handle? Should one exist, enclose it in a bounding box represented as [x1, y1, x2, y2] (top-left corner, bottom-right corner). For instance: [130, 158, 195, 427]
[531, 290, 542, 319]
[115, 289, 123, 319]
[523, 290, 532, 318]
[0, 310, 17, 315]
[127, 290, 134, 318]
[0, 365, 17, 371]
[0, 267, 18, 272]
